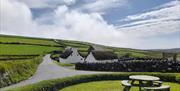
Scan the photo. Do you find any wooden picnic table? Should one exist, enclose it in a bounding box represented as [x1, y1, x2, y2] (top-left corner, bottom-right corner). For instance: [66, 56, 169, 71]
[129, 75, 160, 91]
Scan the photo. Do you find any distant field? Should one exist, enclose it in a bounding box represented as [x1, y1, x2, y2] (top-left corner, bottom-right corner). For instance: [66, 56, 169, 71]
[0, 36, 60, 46]
[104, 47, 162, 58]
[55, 40, 90, 56]
[1, 35, 164, 58]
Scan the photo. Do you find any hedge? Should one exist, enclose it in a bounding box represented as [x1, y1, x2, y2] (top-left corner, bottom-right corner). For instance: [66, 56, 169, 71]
[5, 73, 180, 91]
[0, 55, 43, 88]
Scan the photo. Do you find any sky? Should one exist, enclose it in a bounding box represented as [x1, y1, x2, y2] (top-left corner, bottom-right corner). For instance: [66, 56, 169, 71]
[0, 0, 180, 49]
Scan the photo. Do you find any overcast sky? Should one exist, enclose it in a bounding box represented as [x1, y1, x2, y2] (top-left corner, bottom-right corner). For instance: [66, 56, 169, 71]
[0, 0, 180, 49]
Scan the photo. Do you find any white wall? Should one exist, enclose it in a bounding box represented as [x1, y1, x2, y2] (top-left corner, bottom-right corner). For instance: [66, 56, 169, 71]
[85, 52, 97, 62]
[85, 52, 118, 63]
[60, 48, 84, 63]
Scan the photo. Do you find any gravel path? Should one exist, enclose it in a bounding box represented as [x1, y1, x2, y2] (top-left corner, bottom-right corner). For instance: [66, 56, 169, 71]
[1, 54, 110, 91]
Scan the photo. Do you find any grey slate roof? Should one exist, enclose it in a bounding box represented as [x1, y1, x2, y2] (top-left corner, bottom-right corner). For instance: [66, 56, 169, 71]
[60, 48, 73, 59]
[91, 51, 118, 60]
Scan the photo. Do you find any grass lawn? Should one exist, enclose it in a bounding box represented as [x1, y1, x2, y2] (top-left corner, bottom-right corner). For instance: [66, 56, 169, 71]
[0, 44, 62, 55]
[60, 80, 180, 91]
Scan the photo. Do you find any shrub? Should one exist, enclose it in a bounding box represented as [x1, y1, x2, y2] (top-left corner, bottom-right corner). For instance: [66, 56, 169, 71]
[5, 73, 179, 91]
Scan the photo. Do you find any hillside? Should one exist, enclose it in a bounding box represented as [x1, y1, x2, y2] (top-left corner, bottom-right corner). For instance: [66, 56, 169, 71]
[0, 34, 166, 58]
[148, 48, 180, 53]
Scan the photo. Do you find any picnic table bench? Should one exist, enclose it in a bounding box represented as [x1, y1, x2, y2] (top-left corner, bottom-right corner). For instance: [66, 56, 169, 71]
[121, 75, 170, 91]
[121, 80, 131, 91]
[144, 85, 170, 91]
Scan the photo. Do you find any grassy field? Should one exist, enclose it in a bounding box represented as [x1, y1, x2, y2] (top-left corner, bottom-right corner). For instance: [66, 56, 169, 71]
[55, 40, 90, 57]
[0, 55, 38, 60]
[0, 35, 60, 46]
[106, 47, 162, 58]
[0, 35, 64, 87]
[0, 34, 166, 58]
[0, 44, 62, 55]
[60, 80, 180, 91]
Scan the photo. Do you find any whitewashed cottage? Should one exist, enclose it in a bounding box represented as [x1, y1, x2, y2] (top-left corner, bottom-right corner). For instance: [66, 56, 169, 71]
[59, 47, 84, 63]
[85, 51, 118, 63]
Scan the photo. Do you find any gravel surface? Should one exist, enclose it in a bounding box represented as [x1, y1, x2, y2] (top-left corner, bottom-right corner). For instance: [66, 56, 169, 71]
[1, 54, 109, 91]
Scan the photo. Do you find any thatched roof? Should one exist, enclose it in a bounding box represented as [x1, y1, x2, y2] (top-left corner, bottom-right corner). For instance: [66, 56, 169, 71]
[91, 51, 118, 60]
[60, 48, 73, 59]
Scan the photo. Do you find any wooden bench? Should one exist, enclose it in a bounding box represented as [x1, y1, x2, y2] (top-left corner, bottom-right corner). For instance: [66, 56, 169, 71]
[121, 80, 131, 91]
[144, 85, 170, 91]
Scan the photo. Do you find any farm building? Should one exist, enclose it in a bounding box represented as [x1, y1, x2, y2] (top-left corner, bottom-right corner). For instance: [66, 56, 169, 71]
[85, 51, 118, 63]
[59, 47, 84, 63]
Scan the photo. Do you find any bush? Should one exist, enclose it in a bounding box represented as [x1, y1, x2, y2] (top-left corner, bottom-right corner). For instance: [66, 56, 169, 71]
[6, 73, 179, 91]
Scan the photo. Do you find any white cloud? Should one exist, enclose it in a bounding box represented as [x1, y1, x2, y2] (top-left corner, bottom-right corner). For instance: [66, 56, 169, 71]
[78, 0, 127, 14]
[117, 0, 180, 37]
[17, 0, 76, 9]
[17, 0, 51, 8]
[0, 0, 37, 35]
[0, 0, 179, 49]
[63, 0, 76, 5]
[0, 0, 132, 48]
[122, 1, 180, 22]
[53, 5, 128, 45]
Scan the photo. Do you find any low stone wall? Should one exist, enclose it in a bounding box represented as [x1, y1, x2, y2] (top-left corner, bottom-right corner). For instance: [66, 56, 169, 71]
[76, 60, 180, 72]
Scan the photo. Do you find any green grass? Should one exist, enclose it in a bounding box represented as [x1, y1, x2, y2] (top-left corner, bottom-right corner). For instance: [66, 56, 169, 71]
[0, 35, 59, 46]
[60, 80, 180, 91]
[112, 48, 162, 58]
[54, 61, 74, 67]
[0, 44, 62, 55]
[56, 40, 90, 50]
[0, 34, 164, 58]
[79, 52, 88, 57]
[0, 35, 65, 87]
